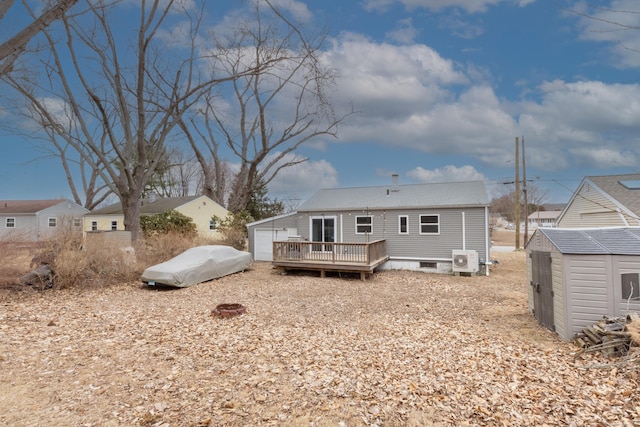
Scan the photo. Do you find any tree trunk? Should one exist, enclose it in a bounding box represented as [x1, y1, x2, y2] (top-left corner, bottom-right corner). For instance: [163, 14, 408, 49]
[121, 192, 143, 243]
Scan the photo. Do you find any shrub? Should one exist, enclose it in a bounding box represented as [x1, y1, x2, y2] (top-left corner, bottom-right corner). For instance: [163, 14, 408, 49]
[213, 211, 253, 250]
[140, 210, 197, 238]
[137, 231, 207, 267]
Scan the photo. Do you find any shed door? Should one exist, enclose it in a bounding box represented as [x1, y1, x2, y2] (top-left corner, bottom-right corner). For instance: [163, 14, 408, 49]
[255, 229, 289, 261]
[531, 251, 554, 331]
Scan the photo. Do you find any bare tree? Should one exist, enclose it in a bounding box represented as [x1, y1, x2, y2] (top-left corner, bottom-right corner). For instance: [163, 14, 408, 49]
[491, 183, 548, 224]
[184, 0, 352, 213]
[0, 0, 79, 76]
[3, 0, 237, 241]
[145, 150, 201, 198]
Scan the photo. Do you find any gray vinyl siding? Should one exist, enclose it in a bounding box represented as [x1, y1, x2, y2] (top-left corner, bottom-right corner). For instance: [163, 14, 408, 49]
[565, 255, 611, 338]
[551, 251, 566, 340]
[0, 215, 38, 239]
[613, 257, 640, 315]
[0, 201, 86, 241]
[297, 207, 488, 262]
[527, 228, 640, 341]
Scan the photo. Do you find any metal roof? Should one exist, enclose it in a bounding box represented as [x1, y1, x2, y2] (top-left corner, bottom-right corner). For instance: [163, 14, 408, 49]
[535, 227, 640, 255]
[298, 180, 490, 212]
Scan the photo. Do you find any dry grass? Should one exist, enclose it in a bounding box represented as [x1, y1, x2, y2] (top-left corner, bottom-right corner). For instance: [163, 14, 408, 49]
[629, 318, 640, 346]
[0, 230, 228, 290]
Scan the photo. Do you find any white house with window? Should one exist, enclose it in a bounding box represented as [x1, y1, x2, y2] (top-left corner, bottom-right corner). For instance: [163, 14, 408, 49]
[0, 199, 88, 242]
[246, 179, 491, 274]
[527, 210, 561, 229]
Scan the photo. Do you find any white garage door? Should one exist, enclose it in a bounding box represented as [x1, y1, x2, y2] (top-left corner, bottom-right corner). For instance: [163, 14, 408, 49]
[254, 229, 289, 261]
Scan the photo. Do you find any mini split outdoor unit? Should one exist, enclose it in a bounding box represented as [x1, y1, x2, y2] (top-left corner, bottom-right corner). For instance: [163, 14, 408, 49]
[452, 250, 479, 273]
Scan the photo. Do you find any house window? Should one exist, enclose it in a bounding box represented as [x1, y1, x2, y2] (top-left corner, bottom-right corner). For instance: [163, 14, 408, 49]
[73, 218, 81, 227]
[621, 273, 640, 300]
[91, 221, 98, 231]
[5, 218, 15, 228]
[111, 221, 118, 231]
[48, 217, 57, 228]
[419, 214, 439, 235]
[356, 216, 373, 234]
[399, 215, 408, 234]
[209, 219, 217, 231]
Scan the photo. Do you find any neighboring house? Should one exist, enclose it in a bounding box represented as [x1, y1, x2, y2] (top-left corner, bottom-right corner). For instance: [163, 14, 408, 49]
[0, 199, 88, 242]
[247, 179, 491, 276]
[84, 195, 229, 238]
[527, 210, 561, 229]
[556, 174, 640, 228]
[526, 227, 640, 341]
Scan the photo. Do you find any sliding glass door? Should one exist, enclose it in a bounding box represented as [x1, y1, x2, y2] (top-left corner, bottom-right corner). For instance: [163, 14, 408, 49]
[311, 216, 335, 251]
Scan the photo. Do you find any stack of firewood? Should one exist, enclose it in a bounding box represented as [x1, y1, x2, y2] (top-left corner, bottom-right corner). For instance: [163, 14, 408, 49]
[575, 313, 640, 357]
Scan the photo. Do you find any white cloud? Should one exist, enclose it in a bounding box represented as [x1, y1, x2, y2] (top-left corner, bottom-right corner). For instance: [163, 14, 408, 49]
[267, 154, 338, 199]
[362, 0, 530, 14]
[386, 18, 420, 44]
[407, 165, 486, 182]
[324, 33, 467, 119]
[322, 31, 640, 174]
[436, 8, 485, 39]
[570, 0, 640, 67]
[260, 0, 312, 23]
[517, 79, 640, 169]
[569, 147, 637, 168]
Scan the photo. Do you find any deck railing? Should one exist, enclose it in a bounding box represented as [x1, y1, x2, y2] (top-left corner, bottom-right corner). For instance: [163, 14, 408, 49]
[273, 239, 386, 265]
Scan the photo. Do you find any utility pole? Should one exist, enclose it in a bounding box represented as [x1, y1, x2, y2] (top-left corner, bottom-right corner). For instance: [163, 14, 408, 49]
[522, 136, 528, 244]
[515, 137, 520, 250]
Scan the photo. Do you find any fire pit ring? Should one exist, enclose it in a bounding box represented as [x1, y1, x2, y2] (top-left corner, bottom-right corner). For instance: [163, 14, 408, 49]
[212, 303, 246, 318]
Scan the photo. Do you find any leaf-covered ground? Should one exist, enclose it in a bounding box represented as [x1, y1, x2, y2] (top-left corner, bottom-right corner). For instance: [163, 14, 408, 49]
[0, 251, 638, 426]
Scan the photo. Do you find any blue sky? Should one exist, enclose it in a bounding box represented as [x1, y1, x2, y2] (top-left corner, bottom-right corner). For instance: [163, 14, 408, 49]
[2, 0, 640, 206]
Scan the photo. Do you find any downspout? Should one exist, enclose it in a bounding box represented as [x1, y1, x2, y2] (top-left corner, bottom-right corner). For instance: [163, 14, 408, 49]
[485, 206, 490, 276]
[461, 212, 466, 250]
[340, 214, 343, 243]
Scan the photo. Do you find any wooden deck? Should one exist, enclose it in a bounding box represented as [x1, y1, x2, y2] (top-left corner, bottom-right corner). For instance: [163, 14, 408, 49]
[272, 239, 388, 280]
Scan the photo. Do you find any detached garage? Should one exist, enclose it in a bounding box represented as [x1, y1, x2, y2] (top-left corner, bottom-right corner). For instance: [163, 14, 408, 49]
[247, 212, 299, 261]
[526, 227, 640, 341]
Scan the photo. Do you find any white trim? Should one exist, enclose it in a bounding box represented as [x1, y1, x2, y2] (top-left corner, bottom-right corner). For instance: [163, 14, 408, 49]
[355, 215, 373, 234]
[388, 256, 452, 262]
[418, 214, 440, 235]
[398, 215, 409, 235]
[309, 215, 337, 244]
[246, 211, 298, 228]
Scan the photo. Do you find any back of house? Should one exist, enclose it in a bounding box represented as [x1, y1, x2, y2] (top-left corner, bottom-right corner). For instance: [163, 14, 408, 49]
[247, 179, 491, 274]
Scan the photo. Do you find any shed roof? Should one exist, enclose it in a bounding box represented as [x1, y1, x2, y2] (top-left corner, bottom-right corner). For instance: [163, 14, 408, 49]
[88, 196, 204, 215]
[298, 180, 490, 212]
[534, 227, 640, 255]
[0, 199, 70, 215]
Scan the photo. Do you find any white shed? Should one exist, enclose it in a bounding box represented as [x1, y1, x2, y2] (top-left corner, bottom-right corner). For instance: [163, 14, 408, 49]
[526, 227, 640, 341]
[246, 212, 299, 261]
